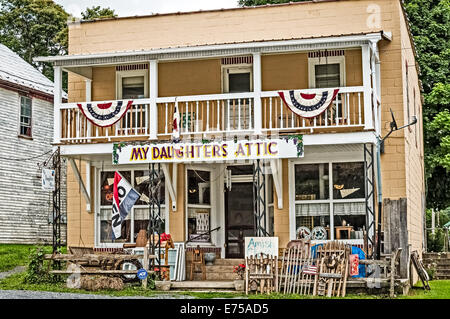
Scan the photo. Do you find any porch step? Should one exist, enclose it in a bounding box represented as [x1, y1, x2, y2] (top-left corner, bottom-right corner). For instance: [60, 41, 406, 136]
[170, 280, 236, 291]
[212, 258, 245, 266]
[187, 258, 245, 281]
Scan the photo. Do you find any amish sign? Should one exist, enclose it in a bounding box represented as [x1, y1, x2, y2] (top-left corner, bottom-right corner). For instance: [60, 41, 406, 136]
[113, 138, 303, 165]
[41, 169, 55, 191]
[245, 237, 279, 258]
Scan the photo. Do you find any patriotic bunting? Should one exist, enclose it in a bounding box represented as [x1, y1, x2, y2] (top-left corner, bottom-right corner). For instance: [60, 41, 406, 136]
[278, 89, 339, 118]
[77, 100, 133, 127]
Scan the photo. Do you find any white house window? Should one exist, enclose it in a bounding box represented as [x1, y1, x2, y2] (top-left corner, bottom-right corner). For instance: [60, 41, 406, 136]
[98, 169, 165, 244]
[294, 162, 365, 241]
[19, 96, 32, 137]
[308, 55, 345, 89]
[187, 169, 211, 243]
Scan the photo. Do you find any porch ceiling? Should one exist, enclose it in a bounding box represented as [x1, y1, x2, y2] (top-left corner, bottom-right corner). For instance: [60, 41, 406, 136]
[34, 32, 391, 68]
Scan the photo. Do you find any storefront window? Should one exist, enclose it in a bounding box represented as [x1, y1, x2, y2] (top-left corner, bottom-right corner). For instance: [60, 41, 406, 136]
[295, 164, 329, 200]
[294, 162, 366, 241]
[187, 170, 210, 205]
[187, 169, 211, 243]
[332, 163, 365, 199]
[99, 169, 165, 245]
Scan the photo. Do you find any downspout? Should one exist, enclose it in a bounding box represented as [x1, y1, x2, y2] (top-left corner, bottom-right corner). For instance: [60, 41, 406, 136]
[376, 137, 383, 259]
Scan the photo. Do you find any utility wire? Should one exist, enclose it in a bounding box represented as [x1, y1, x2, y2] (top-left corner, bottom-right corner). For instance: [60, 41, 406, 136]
[0, 149, 53, 161]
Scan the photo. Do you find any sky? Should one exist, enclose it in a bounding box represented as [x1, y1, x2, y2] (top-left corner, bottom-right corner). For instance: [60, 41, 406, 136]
[53, 0, 240, 18]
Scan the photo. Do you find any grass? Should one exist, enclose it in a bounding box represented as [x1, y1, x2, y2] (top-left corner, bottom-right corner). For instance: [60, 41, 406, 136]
[0, 244, 41, 272]
[0, 244, 448, 299]
[1, 269, 449, 299]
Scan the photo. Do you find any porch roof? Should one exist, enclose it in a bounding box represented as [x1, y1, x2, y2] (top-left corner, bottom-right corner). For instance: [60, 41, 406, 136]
[34, 31, 391, 68]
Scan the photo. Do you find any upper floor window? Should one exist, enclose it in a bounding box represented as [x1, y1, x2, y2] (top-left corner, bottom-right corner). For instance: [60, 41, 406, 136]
[308, 52, 345, 88]
[116, 65, 149, 134]
[222, 65, 253, 93]
[116, 66, 149, 99]
[19, 96, 32, 137]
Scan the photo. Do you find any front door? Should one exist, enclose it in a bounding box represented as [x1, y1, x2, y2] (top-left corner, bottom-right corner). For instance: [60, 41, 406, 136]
[225, 182, 255, 258]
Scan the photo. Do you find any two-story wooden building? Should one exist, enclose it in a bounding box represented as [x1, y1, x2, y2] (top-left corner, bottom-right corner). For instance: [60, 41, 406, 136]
[36, 0, 425, 281]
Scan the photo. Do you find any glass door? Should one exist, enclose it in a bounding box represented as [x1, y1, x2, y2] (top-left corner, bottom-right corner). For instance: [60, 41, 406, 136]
[225, 182, 255, 258]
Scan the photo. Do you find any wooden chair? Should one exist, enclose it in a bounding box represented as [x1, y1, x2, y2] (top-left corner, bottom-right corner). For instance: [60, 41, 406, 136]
[189, 247, 206, 281]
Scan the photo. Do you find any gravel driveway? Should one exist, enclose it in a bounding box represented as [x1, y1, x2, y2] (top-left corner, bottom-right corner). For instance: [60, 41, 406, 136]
[0, 289, 194, 299]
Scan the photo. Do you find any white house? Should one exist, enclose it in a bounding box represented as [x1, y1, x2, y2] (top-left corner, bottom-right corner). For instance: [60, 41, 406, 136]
[0, 43, 66, 244]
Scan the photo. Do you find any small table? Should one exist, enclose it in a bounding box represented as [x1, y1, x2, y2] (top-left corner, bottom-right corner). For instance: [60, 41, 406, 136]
[334, 226, 353, 239]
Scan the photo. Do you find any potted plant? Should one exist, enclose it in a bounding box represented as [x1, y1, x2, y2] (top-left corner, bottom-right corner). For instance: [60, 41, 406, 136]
[233, 263, 246, 291]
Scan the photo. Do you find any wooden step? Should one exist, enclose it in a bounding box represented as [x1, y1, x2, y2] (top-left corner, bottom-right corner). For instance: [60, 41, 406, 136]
[170, 280, 235, 290]
[213, 258, 245, 266]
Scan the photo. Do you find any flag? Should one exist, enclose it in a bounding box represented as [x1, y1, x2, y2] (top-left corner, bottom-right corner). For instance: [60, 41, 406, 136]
[112, 172, 140, 239]
[302, 265, 318, 275]
[349, 254, 359, 276]
[172, 100, 180, 142]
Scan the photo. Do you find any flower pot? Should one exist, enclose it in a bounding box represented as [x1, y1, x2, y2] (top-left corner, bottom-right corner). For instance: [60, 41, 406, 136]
[234, 280, 245, 291]
[204, 252, 216, 266]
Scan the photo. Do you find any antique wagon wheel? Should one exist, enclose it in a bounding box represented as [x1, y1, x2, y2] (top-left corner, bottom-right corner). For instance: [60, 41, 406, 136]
[115, 258, 143, 283]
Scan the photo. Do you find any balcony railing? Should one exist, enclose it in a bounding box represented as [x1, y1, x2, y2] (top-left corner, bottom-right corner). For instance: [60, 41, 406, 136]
[58, 86, 371, 144]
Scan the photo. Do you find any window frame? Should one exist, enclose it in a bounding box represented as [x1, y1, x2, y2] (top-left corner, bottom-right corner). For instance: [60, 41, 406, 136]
[289, 158, 366, 244]
[116, 68, 149, 100]
[221, 64, 253, 93]
[95, 165, 168, 248]
[185, 165, 215, 246]
[18, 95, 32, 138]
[308, 55, 346, 89]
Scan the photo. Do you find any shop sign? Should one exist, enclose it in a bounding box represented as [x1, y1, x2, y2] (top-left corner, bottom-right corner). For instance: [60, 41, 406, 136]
[245, 237, 279, 258]
[41, 168, 55, 191]
[113, 137, 303, 165]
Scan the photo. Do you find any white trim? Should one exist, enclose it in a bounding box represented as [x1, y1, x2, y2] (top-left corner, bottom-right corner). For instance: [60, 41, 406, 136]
[116, 68, 149, 100]
[94, 164, 169, 248]
[53, 66, 62, 143]
[288, 151, 367, 241]
[35, 32, 389, 65]
[68, 158, 91, 211]
[361, 44, 373, 130]
[149, 60, 158, 140]
[270, 159, 283, 209]
[222, 64, 253, 93]
[308, 55, 346, 88]
[185, 165, 215, 245]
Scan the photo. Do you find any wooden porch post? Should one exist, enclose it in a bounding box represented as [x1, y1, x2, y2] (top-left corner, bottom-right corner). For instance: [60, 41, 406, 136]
[53, 65, 62, 144]
[149, 60, 158, 140]
[253, 52, 262, 135]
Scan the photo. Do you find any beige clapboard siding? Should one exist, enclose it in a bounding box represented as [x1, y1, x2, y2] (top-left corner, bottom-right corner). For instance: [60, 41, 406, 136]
[0, 87, 67, 244]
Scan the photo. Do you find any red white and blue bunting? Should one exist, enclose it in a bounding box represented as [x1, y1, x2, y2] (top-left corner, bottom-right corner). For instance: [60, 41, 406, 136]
[77, 100, 134, 127]
[278, 89, 339, 118]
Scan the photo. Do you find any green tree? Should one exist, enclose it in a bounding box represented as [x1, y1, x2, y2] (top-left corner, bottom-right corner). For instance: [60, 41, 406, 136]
[405, 0, 450, 210]
[81, 6, 117, 20]
[0, 0, 69, 81]
[239, 0, 450, 210]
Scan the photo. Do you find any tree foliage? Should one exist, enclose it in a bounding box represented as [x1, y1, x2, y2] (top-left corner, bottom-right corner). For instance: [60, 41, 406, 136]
[405, 0, 450, 210]
[239, 0, 450, 210]
[0, 0, 69, 81]
[81, 6, 117, 21]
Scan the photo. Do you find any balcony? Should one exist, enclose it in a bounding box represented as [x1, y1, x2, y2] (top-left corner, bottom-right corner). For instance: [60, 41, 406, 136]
[57, 85, 371, 145]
